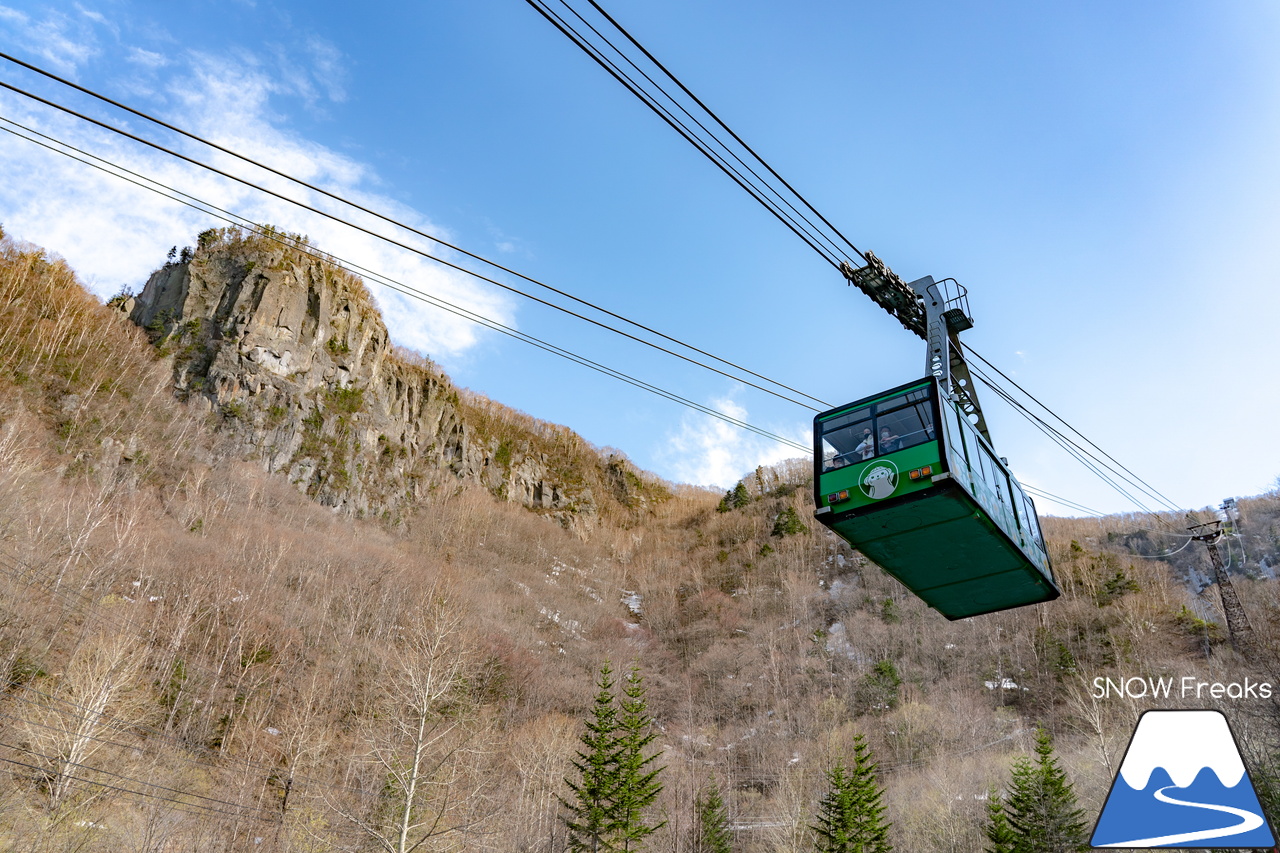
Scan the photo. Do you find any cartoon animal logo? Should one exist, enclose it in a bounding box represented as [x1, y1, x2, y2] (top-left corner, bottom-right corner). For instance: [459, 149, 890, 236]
[860, 462, 898, 500]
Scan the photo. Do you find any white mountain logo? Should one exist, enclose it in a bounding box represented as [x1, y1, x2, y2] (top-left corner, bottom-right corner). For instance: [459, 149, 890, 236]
[1091, 710, 1276, 848]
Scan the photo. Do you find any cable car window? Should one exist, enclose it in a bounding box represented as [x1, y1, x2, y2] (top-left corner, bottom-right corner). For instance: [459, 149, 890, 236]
[874, 400, 935, 454]
[1024, 494, 1046, 550]
[942, 400, 968, 471]
[874, 387, 930, 414]
[820, 408, 873, 472]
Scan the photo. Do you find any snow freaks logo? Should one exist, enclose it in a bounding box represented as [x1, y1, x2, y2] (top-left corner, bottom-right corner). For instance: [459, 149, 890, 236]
[1091, 710, 1276, 848]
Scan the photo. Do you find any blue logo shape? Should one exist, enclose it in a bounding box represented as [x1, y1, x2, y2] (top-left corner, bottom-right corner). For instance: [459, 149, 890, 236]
[1092, 710, 1276, 848]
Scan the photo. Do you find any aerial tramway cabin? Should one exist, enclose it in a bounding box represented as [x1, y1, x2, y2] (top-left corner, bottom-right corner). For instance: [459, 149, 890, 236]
[813, 375, 1059, 619]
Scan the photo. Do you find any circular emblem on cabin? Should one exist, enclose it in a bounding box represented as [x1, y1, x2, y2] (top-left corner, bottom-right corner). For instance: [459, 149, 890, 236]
[860, 462, 899, 500]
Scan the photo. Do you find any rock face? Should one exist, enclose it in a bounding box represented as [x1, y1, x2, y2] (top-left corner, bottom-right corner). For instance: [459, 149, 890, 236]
[126, 227, 607, 523]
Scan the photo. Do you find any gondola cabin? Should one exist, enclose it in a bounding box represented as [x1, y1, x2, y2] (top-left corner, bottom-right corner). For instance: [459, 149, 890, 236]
[813, 376, 1059, 619]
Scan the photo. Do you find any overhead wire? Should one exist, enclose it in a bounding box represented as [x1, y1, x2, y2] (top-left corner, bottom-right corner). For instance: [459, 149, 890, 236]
[0, 51, 829, 411]
[1, 34, 1181, 517]
[1021, 485, 1105, 518]
[1129, 536, 1197, 559]
[0, 739, 274, 822]
[0, 114, 810, 453]
[523, 0, 856, 268]
[0, 753, 258, 823]
[579, 0, 869, 266]
[0, 545, 414, 803]
[0, 686, 372, 801]
[964, 345, 1181, 513]
[0, 79, 826, 416]
[527, 1, 1189, 521]
[966, 365, 1157, 512]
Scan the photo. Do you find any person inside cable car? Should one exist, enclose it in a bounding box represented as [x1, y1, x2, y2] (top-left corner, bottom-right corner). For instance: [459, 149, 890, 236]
[878, 427, 901, 454]
[855, 428, 875, 460]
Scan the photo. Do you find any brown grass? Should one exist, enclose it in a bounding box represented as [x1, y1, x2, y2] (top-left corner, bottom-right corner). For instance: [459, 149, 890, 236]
[2, 233, 1280, 851]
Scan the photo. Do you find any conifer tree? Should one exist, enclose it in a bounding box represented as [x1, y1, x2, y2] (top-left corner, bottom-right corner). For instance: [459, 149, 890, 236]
[563, 662, 622, 852]
[771, 505, 808, 537]
[694, 779, 733, 853]
[613, 663, 666, 851]
[562, 662, 667, 852]
[810, 735, 891, 853]
[999, 726, 1088, 853]
[982, 788, 1017, 853]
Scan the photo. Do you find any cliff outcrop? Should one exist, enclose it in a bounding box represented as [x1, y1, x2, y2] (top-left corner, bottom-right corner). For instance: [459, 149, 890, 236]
[123, 227, 666, 524]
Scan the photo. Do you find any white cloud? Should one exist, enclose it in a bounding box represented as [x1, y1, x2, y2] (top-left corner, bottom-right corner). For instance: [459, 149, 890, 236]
[125, 46, 167, 69]
[658, 392, 809, 489]
[305, 36, 346, 104]
[0, 4, 100, 74]
[0, 32, 514, 361]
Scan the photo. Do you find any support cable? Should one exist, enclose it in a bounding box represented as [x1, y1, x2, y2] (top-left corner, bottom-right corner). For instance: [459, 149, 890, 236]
[965, 344, 1180, 513]
[1021, 485, 1106, 518]
[533, 0, 855, 267]
[0, 116, 810, 452]
[580, 0, 869, 264]
[525, 3, 1187, 521]
[522, 0, 846, 268]
[0, 740, 272, 820]
[0, 82, 827, 412]
[0, 51, 829, 409]
[970, 367, 1170, 519]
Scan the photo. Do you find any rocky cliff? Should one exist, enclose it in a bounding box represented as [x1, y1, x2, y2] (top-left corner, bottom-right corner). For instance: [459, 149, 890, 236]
[123, 226, 667, 525]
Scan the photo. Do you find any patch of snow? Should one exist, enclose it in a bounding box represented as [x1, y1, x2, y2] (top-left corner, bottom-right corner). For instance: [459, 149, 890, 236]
[621, 591, 642, 615]
[537, 607, 582, 638]
[984, 678, 1020, 690]
[265, 727, 281, 736]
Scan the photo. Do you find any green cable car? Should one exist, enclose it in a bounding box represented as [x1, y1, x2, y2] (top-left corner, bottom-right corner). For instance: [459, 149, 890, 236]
[814, 261, 1059, 619]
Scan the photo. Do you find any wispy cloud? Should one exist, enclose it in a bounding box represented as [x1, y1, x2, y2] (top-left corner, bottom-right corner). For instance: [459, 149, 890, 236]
[0, 4, 100, 74]
[658, 392, 809, 489]
[0, 12, 514, 360]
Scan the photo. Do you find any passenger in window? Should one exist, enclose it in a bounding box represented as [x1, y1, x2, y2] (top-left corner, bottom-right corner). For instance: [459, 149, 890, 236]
[878, 427, 901, 454]
[855, 428, 875, 460]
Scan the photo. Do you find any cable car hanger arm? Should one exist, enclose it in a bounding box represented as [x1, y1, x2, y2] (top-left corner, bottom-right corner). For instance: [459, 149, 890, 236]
[840, 253, 991, 444]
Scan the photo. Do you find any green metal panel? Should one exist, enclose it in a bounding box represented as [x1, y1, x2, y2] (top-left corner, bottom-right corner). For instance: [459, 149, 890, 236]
[819, 441, 942, 511]
[822, 480, 1059, 620]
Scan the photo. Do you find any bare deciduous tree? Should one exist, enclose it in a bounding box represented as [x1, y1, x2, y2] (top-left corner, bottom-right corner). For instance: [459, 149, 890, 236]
[18, 630, 149, 808]
[330, 603, 492, 853]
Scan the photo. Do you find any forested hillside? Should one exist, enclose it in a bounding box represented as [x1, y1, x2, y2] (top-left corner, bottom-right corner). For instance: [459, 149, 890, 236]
[2, 228, 1279, 852]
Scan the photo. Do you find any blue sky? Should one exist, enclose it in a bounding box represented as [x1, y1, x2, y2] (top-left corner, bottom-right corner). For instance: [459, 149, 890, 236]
[1, 1, 1278, 520]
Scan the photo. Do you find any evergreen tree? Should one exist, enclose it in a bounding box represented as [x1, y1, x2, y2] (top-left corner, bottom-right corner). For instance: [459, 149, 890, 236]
[1001, 726, 1088, 853]
[563, 662, 623, 852]
[717, 483, 753, 513]
[982, 788, 1017, 853]
[694, 779, 733, 853]
[771, 505, 808, 537]
[613, 664, 666, 851]
[810, 735, 891, 853]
